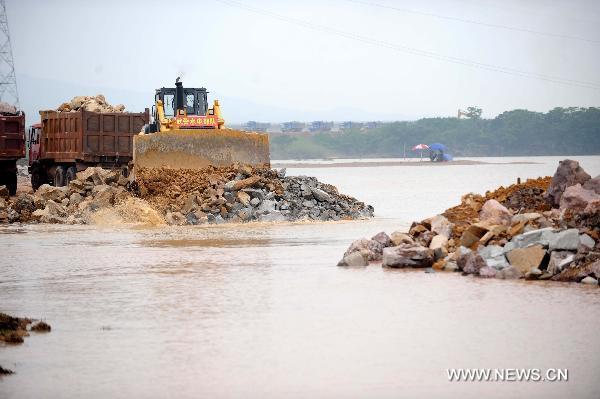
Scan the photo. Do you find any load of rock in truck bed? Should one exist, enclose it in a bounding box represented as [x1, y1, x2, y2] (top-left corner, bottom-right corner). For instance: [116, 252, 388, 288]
[0, 165, 373, 225]
[338, 159, 600, 286]
[53, 94, 126, 113]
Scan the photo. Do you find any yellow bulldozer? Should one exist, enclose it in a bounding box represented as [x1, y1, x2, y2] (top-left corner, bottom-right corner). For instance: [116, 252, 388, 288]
[133, 78, 270, 170]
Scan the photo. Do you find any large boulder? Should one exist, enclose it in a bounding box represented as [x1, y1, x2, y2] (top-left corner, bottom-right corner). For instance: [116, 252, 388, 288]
[390, 231, 415, 247]
[236, 191, 251, 207]
[32, 200, 67, 223]
[479, 266, 497, 278]
[545, 159, 591, 207]
[479, 199, 512, 226]
[548, 228, 580, 251]
[344, 238, 384, 261]
[371, 231, 392, 248]
[90, 185, 117, 208]
[547, 251, 575, 275]
[459, 224, 489, 248]
[457, 250, 486, 274]
[11, 193, 36, 214]
[579, 234, 595, 250]
[76, 167, 119, 186]
[506, 245, 546, 274]
[36, 184, 68, 202]
[496, 265, 523, 280]
[510, 227, 555, 249]
[224, 175, 261, 191]
[430, 214, 454, 238]
[429, 234, 448, 260]
[582, 175, 600, 195]
[337, 251, 368, 267]
[559, 184, 600, 212]
[257, 211, 286, 222]
[478, 244, 509, 270]
[311, 187, 332, 203]
[382, 244, 434, 268]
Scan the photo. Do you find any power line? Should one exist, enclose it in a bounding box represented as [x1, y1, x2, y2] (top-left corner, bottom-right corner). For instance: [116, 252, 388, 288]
[346, 0, 600, 45]
[214, 0, 600, 91]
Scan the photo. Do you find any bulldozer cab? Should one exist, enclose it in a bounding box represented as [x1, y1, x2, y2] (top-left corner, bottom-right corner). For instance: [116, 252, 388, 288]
[155, 87, 208, 117]
[146, 79, 224, 132]
[134, 78, 270, 170]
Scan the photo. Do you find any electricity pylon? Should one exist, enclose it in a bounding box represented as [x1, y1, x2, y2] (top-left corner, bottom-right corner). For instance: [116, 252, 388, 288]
[0, 0, 18, 108]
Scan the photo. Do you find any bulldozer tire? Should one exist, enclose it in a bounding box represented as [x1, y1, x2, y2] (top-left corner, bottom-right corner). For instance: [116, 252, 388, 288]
[54, 166, 67, 187]
[65, 166, 77, 186]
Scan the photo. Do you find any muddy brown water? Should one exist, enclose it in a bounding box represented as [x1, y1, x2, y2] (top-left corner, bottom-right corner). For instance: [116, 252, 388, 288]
[1, 156, 600, 398]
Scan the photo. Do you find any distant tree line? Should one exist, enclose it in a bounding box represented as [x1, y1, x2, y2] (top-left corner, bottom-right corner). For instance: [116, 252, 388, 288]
[269, 107, 600, 159]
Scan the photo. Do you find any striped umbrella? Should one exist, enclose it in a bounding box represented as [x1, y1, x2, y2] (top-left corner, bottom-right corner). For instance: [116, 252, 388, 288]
[411, 144, 429, 161]
[411, 144, 429, 150]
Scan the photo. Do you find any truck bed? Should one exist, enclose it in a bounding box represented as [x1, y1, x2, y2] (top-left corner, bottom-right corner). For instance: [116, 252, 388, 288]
[0, 113, 25, 160]
[39, 109, 149, 164]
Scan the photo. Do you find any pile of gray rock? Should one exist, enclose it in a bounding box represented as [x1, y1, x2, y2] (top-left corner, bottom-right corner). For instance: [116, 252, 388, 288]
[160, 170, 374, 225]
[338, 159, 599, 286]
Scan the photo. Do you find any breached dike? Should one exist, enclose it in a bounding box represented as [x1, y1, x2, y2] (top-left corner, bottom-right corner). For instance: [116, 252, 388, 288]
[337, 159, 599, 286]
[0, 165, 373, 226]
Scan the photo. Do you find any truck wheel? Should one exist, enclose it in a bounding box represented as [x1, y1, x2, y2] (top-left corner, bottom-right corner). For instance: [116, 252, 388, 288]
[7, 172, 17, 196]
[54, 166, 67, 187]
[65, 166, 77, 185]
[121, 165, 129, 178]
[30, 163, 44, 191]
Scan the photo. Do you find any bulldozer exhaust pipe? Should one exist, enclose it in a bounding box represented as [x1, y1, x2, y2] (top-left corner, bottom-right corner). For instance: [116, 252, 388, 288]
[175, 78, 185, 114]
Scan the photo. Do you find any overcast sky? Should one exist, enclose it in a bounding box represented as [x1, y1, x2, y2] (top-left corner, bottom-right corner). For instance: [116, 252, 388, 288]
[7, 0, 600, 124]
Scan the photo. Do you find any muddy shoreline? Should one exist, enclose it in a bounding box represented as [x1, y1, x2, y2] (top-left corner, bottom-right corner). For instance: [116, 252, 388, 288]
[272, 160, 539, 168]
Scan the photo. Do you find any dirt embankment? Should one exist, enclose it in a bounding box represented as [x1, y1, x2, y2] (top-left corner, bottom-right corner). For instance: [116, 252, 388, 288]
[0, 164, 374, 226]
[443, 176, 552, 240]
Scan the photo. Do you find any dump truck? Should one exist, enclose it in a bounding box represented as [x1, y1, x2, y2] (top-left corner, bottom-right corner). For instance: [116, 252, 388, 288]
[0, 108, 25, 195]
[133, 78, 270, 170]
[28, 108, 149, 189]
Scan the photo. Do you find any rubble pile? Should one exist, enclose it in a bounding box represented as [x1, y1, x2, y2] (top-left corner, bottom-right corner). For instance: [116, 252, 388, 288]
[0, 165, 373, 226]
[443, 177, 552, 240]
[338, 159, 600, 286]
[0, 101, 17, 114]
[0, 312, 51, 375]
[0, 312, 50, 345]
[135, 165, 373, 224]
[55, 94, 126, 113]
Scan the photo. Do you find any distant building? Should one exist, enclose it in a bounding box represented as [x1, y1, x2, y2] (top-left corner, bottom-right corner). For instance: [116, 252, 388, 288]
[281, 121, 306, 133]
[364, 121, 382, 129]
[243, 121, 270, 132]
[308, 121, 334, 132]
[340, 121, 364, 130]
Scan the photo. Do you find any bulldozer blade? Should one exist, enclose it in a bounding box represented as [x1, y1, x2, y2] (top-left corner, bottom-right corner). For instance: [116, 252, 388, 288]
[133, 129, 270, 170]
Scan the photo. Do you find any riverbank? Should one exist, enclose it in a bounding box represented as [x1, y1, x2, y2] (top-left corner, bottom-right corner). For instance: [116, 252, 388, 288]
[337, 159, 600, 285]
[273, 159, 539, 168]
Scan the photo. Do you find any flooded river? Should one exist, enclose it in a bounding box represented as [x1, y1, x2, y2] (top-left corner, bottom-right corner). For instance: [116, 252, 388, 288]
[1, 156, 600, 398]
